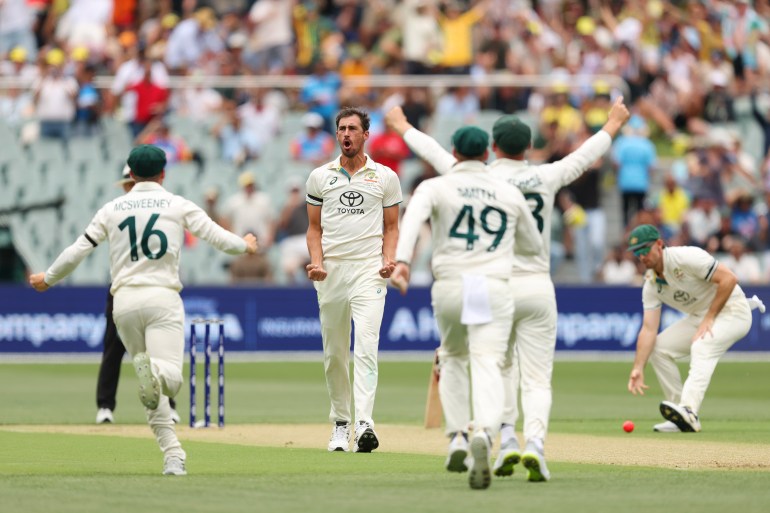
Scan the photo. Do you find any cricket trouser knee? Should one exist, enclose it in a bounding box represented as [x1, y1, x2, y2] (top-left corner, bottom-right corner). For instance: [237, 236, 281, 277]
[500, 355, 520, 427]
[649, 350, 683, 404]
[649, 317, 699, 404]
[438, 353, 470, 435]
[153, 359, 183, 398]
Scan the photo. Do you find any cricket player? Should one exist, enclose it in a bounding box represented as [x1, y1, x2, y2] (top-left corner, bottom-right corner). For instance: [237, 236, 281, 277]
[626, 224, 752, 433]
[305, 107, 402, 453]
[391, 126, 542, 490]
[385, 97, 630, 482]
[29, 145, 257, 475]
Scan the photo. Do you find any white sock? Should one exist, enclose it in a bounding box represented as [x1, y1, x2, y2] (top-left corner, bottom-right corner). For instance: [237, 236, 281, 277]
[500, 424, 516, 446]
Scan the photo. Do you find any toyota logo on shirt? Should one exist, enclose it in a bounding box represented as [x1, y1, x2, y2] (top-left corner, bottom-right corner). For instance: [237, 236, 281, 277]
[340, 191, 364, 207]
[338, 191, 365, 214]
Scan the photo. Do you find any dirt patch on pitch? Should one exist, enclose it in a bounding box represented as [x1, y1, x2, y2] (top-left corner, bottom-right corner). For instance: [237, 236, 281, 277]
[4, 424, 768, 470]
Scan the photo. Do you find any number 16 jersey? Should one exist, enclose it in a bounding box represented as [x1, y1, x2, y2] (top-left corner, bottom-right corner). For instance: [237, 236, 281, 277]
[44, 181, 247, 294]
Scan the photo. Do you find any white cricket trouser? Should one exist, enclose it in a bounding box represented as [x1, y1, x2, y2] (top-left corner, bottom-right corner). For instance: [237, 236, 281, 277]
[501, 274, 557, 443]
[649, 297, 752, 413]
[432, 277, 513, 437]
[314, 257, 387, 426]
[113, 286, 185, 459]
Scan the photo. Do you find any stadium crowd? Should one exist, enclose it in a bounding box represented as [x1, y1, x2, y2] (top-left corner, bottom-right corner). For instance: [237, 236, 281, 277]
[3, 0, 770, 285]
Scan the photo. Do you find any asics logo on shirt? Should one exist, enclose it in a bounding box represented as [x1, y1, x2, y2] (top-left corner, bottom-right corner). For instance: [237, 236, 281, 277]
[340, 191, 364, 207]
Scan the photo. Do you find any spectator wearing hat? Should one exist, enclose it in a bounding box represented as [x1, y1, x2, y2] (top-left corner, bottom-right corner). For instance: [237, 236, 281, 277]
[221, 170, 275, 250]
[0, 46, 39, 86]
[290, 112, 336, 165]
[29, 144, 258, 475]
[32, 48, 79, 144]
[391, 124, 541, 489]
[626, 223, 753, 434]
[164, 7, 224, 72]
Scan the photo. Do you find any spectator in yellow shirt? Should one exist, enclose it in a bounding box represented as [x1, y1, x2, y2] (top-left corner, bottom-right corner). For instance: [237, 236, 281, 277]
[438, 0, 489, 74]
[540, 84, 583, 137]
[656, 174, 691, 237]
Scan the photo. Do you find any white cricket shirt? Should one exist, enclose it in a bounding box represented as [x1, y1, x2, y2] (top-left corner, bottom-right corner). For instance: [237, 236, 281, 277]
[306, 154, 402, 260]
[403, 127, 611, 275]
[641, 246, 746, 315]
[395, 160, 542, 280]
[45, 182, 247, 293]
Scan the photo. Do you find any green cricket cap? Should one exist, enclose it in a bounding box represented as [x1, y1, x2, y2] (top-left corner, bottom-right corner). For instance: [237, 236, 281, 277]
[127, 145, 167, 178]
[451, 125, 489, 158]
[627, 224, 661, 254]
[492, 115, 531, 156]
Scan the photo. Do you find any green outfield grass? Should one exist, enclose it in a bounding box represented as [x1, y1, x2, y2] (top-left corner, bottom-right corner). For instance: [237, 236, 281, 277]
[1, 360, 769, 513]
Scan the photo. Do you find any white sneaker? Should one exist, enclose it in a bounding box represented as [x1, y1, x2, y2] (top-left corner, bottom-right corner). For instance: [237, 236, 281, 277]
[132, 353, 160, 410]
[327, 422, 351, 452]
[170, 408, 181, 424]
[653, 420, 681, 433]
[468, 432, 492, 490]
[162, 455, 187, 476]
[445, 432, 469, 473]
[493, 437, 521, 477]
[660, 401, 701, 432]
[521, 439, 551, 482]
[353, 420, 379, 453]
[95, 408, 114, 424]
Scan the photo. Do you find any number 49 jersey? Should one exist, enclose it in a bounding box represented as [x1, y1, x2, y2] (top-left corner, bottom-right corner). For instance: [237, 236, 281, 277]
[395, 160, 542, 280]
[44, 182, 247, 293]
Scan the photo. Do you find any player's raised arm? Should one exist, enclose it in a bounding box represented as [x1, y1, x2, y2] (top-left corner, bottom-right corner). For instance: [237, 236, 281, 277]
[385, 106, 457, 175]
[552, 95, 631, 187]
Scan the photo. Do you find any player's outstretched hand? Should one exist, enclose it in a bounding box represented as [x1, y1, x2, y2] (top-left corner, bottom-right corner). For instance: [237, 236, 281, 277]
[29, 272, 50, 292]
[306, 263, 327, 281]
[627, 367, 648, 395]
[390, 262, 411, 295]
[608, 95, 630, 125]
[384, 106, 412, 136]
[243, 233, 258, 254]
